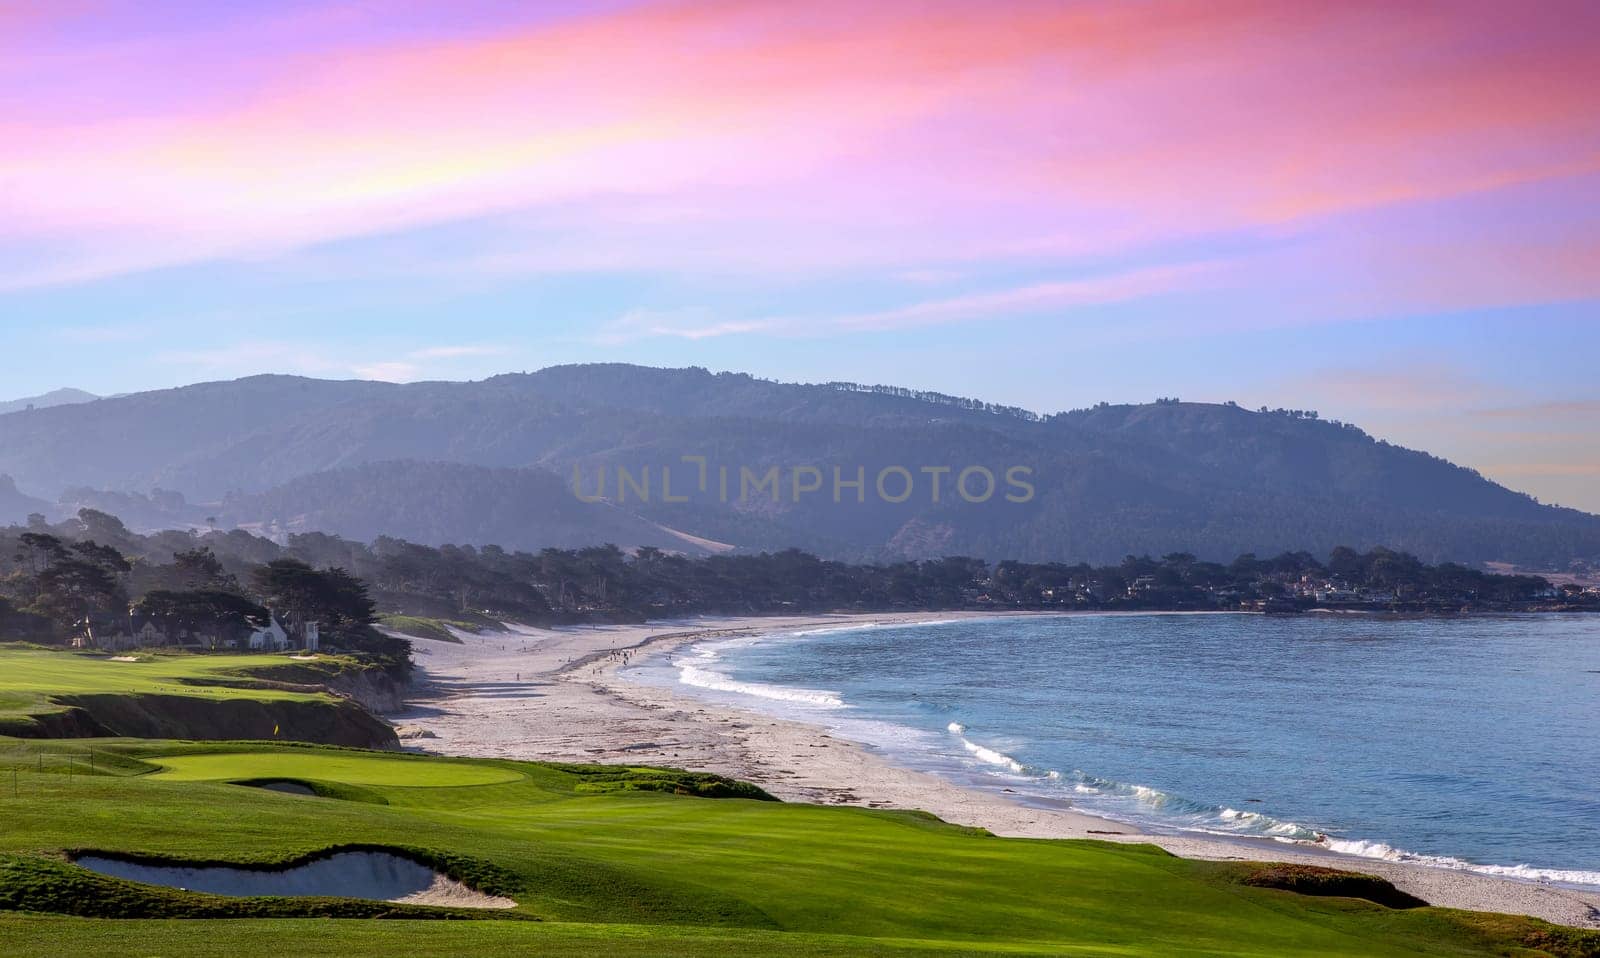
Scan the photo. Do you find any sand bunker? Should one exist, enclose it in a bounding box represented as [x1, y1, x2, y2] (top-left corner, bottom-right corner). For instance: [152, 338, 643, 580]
[249, 780, 318, 796]
[74, 850, 516, 909]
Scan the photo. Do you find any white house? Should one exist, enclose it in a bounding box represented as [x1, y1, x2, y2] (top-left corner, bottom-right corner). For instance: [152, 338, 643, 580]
[247, 617, 291, 651]
[77, 613, 171, 651]
[247, 616, 320, 652]
[132, 619, 169, 646]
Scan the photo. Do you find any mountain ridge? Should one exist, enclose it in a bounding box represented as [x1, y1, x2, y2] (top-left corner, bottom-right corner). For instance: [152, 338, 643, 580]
[0, 387, 99, 417]
[1, 365, 1594, 566]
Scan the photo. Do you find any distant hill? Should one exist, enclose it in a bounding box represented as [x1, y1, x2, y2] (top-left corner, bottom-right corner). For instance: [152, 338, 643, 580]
[219, 460, 725, 555]
[0, 475, 52, 525]
[0, 387, 98, 417]
[0, 365, 1596, 566]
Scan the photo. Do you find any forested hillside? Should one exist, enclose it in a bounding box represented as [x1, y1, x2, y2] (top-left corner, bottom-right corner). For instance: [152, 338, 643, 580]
[1, 365, 1596, 566]
[0, 510, 1578, 651]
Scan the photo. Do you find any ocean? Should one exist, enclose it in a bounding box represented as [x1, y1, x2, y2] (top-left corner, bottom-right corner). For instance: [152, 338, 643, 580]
[628, 612, 1600, 887]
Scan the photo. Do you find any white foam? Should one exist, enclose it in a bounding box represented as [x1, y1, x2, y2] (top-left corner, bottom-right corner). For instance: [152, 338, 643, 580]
[1058, 774, 1600, 888]
[673, 640, 844, 709]
[784, 618, 963, 638]
[959, 739, 1026, 774]
[670, 622, 1600, 892]
[668, 619, 966, 712]
[677, 664, 845, 708]
[785, 623, 890, 637]
[1316, 838, 1600, 887]
[1469, 863, 1600, 886]
[943, 725, 1028, 775]
[1215, 807, 1305, 837]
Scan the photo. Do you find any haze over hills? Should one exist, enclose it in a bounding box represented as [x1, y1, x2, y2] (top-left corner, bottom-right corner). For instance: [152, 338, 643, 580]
[0, 387, 98, 417]
[0, 364, 1596, 566]
[0, 476, 52, 523]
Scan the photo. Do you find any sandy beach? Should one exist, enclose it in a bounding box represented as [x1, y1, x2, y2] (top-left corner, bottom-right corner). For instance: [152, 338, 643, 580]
[391, 613, 1600, 929]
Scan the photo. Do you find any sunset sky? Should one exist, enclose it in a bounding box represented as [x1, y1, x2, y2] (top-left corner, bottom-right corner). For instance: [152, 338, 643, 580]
[3, 0, 1598, 509]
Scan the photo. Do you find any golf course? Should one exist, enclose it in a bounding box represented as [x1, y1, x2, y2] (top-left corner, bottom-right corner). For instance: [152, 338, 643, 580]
[0, 647, 397, 747]
[0, 646, 1597, 956]
[0, 740, 1596, 955]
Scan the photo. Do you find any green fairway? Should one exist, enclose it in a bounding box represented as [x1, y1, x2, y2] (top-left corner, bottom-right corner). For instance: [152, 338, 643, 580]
[0, 916, 1221, 957]
[0, 648, 326, 720]
[0, 741, 1594, 957]
[147, 751, 525, 786]
[0, 647, 397, 747]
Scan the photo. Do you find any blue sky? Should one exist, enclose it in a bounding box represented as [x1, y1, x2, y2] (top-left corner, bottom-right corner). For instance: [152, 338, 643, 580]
[3, 0, 1597, 511]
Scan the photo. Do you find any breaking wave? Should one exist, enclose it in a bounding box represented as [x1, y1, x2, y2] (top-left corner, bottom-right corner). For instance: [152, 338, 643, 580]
[668, 619, 962, 713]
[655, 615, 1600, 892]
[1317, 839, 1600, 887]
[957, 736, 1027, 774]
[941, 723, 1600, 888]
[674, 640, 845, 709]
[785, 619, 963, 638]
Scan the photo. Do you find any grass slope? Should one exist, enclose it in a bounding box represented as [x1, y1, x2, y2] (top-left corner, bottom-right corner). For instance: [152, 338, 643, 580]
[0, 648, 323, 715]
[146, 751, 524, 786]
[376, 615, 480, 644]
[0, 648, 395, 747]
[0, 740, 1595, 957]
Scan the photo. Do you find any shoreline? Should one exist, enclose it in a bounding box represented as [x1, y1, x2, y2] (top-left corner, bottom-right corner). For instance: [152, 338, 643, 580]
[392, 611, 1600, 929]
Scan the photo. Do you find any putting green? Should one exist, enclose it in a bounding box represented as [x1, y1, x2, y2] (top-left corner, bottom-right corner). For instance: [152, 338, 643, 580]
[148, 752, 524, 787]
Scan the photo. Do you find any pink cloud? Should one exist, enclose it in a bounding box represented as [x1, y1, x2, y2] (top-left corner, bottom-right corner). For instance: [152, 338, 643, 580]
[1282, 364, 1509, 413]
[1, 0, 1597, 298]
[597, 260, 1212, 342]
[1488, 462, 1600, 477]
[1473, 400, 1600, 421]
[824, 263, 1217, 333]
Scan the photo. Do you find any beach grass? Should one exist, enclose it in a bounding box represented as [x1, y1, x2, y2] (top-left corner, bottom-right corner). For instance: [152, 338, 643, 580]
[0, 739, 1594, 957]
[377, 615, 481, 643]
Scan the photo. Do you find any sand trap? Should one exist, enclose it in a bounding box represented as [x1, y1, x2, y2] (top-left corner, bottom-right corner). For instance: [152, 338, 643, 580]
[74, 850, 516, 909]
[108, 656, 140, 662]
[249, 780, 318, 796]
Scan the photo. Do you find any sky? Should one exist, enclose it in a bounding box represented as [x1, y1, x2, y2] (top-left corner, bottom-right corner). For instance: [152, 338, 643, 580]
[2, 0, 1598, 510]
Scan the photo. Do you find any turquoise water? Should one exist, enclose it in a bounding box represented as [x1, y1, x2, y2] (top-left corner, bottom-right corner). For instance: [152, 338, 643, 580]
[632, 613, 1600, 886]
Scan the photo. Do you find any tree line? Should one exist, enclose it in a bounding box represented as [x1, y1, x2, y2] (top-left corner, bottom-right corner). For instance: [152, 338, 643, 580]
[1, 510, 1584, 666]
[0, 510, 405, 670]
